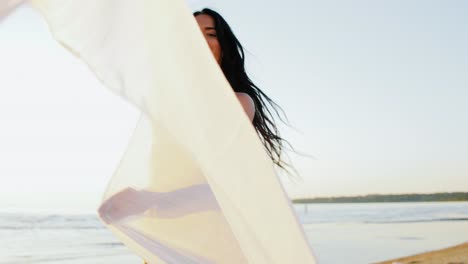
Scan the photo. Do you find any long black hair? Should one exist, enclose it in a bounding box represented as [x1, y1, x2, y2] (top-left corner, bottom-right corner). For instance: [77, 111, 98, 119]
[194, 8, 302, 179]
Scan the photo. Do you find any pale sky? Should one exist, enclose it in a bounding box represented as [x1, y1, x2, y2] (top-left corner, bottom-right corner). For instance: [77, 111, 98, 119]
[0, 1, 467, 213]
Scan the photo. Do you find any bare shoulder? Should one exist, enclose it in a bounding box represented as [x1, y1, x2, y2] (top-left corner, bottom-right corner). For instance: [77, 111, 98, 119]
[235, 92, 256, 122]
[235, 92, 254, 105]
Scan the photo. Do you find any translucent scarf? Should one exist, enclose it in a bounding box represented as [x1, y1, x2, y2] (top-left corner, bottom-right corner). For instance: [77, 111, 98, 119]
[1, 0, 317, 263]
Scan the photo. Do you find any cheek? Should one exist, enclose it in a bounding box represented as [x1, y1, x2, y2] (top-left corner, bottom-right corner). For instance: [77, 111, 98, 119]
[207, 40, 222, 61]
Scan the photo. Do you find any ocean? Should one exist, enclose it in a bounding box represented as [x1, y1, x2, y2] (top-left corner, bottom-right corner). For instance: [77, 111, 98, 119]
[1, 201, 467, 263]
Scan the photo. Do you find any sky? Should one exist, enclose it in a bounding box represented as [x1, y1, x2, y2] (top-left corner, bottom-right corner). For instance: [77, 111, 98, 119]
[0, 1, 467, 213]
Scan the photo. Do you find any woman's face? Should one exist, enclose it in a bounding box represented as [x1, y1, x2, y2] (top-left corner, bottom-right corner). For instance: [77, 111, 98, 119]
[195, 14, 222, 65]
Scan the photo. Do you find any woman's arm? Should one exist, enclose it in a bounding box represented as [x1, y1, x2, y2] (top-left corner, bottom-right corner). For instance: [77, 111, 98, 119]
[236, 92, 255, 122]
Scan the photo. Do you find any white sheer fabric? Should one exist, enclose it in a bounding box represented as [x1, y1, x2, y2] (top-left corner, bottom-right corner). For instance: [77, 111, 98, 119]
[1, 0, 317, 263]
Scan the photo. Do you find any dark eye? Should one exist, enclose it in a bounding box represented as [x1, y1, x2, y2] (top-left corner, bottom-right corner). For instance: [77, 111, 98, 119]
[207, 33, 217, 37]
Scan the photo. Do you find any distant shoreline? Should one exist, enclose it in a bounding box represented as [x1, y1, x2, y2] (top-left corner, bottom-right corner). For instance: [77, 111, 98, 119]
[292, 192, 468, 204]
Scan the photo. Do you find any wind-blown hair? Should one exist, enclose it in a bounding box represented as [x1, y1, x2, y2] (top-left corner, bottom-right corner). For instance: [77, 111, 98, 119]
[194, 8, 301, 178]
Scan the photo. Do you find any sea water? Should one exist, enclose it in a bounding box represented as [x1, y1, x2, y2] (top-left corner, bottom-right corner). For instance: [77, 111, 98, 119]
[1, 201, 467, 264]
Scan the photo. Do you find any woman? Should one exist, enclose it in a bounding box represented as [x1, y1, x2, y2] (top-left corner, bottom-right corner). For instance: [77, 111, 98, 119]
[103, 8, 298, 264]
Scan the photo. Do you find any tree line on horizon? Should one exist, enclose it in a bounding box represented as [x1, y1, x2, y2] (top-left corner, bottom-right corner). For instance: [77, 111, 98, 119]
[292, 192, 468, 203]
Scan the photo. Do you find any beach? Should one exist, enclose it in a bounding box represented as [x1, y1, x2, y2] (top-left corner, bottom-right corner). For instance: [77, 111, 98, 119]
[1, 201, 468, 263]
[376, 241, 468, 264]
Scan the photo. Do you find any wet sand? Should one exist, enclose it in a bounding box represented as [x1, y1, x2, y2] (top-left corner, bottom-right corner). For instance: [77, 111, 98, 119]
[375, 241, 468, 264]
